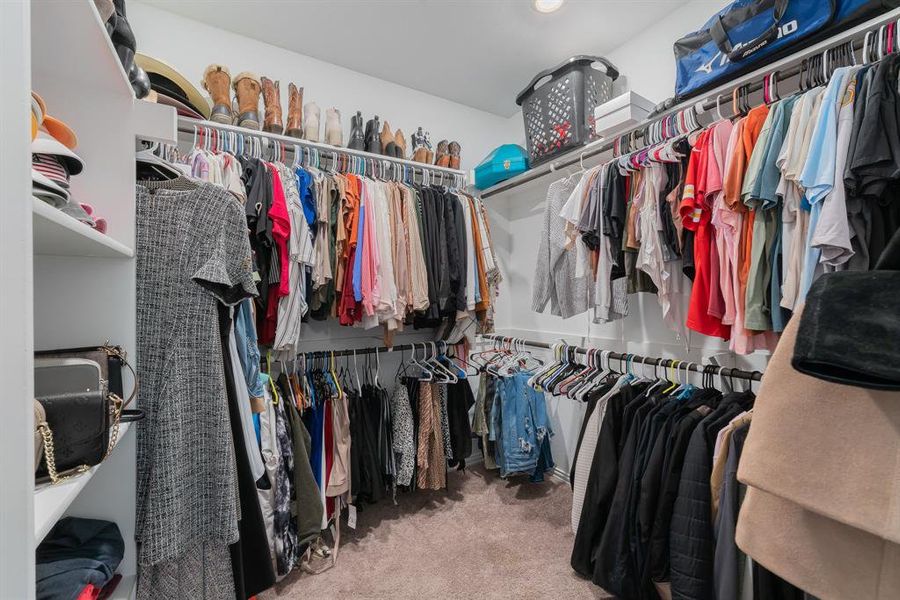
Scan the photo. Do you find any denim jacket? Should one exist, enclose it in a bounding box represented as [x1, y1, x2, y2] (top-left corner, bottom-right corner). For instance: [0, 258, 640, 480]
[235, 299, 265, 399]
[492, 372, 553, 478]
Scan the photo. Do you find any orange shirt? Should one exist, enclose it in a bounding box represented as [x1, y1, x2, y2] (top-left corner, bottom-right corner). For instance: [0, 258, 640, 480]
[734, 105, 769, 314]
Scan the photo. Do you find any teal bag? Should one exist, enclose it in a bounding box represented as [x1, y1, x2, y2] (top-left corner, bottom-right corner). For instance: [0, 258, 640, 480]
[474, 144, 529, 190]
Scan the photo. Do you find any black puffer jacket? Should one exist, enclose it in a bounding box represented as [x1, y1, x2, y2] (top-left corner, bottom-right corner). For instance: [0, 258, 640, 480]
[668, 393, 751, 600]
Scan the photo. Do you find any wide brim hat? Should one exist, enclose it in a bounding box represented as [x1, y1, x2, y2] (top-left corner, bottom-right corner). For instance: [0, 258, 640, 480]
[32, 168, 70, 208]
[154, 91, 205, 120]
[43, 115, 78, 150]
[32, 129, 84, 175]
[135, 53, 210, 119]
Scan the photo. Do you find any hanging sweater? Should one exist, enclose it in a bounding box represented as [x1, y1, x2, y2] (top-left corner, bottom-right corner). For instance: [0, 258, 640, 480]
[532, 177, 594, 319]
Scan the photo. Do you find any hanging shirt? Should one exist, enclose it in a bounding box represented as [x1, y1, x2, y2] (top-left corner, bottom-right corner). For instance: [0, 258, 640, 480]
[812, 66, 863, 267]
[295, 167, 316, 232]
[798, 67, 854, 301]
[681, 130, 730, 339]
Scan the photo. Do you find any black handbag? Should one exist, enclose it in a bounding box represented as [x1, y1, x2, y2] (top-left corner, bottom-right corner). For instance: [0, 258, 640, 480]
[34, 344, 142, 484]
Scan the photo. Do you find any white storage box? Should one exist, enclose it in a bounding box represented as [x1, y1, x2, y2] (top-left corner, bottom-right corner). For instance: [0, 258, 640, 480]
[593, 91, 655, 138]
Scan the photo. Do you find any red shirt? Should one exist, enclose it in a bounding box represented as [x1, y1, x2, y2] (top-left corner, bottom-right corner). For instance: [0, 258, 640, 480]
[681, 131, 731, 340]
[267, 166, 292, 298]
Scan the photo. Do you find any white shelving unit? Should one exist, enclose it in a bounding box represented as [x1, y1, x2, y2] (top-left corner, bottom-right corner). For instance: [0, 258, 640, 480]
[1, 2, 177, 598]
[33, 423, 134, 542]
[32, 197, 134, 258]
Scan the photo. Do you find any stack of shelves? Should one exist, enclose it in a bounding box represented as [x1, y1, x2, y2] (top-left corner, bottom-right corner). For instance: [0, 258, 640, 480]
[0, 1, 176, 598]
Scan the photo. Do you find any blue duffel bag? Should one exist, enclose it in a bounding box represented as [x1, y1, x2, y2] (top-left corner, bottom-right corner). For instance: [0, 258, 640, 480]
[674, 0, 900, 100]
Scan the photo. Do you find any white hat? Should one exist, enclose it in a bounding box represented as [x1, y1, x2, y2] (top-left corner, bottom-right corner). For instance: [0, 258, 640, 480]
[31, 130, 83, 175]
[32, 168, 70, 208]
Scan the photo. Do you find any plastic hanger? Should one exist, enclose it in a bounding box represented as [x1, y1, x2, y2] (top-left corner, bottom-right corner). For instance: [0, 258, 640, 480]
[411, 343, 434, 382]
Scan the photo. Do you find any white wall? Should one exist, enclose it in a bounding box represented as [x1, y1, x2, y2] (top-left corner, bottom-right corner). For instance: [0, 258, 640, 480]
[606, 0, 732, 105]
[129, 1, 511, 171]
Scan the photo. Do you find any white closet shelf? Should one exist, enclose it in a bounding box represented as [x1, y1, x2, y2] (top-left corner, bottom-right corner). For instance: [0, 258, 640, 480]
[34, 421, 133, 543]
[31, 0, 134, 99]
[33, 197, 134, 258]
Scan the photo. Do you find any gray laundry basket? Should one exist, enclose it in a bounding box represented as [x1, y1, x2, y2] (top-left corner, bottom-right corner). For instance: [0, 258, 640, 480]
[515, 55, 619, 166]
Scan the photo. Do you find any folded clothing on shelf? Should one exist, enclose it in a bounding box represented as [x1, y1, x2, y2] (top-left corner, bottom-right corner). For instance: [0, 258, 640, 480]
[36, 517, 124, 600]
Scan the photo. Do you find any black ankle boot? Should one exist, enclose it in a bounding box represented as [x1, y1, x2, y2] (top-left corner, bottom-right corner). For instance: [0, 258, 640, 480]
[365, 115, 381, 154]
[348, 111, 365, 151]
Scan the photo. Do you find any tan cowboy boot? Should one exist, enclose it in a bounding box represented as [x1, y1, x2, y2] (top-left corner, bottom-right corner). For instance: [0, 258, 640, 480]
[325, 108, 342, 146]
[380, 121, 396, 156]
[232, 71, 261, 130]
[394, 128, 407, 159]
[202, 64, 233, 125]
[261, 76, 283, 134]
[285, 83, 304, 139]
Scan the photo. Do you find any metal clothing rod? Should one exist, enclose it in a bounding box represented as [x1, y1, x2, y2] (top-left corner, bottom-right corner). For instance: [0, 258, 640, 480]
[480, 334, 764, 382]
[177, 116, 468, 180]
[300, 341, 458, 359]
[482, 7, 900, 199]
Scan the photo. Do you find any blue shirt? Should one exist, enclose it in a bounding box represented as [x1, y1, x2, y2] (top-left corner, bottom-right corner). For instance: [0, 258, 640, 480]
[295, 167, 317, 232]
[798, 68, 853, 301]
[235, 299, 265, 399]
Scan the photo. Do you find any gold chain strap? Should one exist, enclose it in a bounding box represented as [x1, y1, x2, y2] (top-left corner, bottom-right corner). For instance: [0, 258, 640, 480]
[106, 393, 124, 457]
[37, 421, 90, 484]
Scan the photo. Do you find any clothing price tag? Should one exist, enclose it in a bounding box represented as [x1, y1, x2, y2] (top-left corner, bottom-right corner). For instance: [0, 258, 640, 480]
[347, 504, 357, 529]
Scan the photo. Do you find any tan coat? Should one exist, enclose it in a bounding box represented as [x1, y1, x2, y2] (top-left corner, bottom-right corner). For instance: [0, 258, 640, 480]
[735, 304, 900, 599]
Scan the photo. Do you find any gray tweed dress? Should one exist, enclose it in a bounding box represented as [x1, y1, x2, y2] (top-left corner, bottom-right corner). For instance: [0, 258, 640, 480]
[135, 178, 256, 599]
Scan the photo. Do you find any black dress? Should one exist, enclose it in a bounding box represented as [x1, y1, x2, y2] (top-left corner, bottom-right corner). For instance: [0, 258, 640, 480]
[217, 305, 276, 599]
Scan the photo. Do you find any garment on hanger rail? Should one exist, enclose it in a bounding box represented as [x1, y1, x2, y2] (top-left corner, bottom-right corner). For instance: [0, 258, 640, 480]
[182, 145, 501, 349]
[535, 51, 900, 355]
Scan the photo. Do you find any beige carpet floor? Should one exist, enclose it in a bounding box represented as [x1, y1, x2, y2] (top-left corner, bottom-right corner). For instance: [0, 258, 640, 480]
[260, 464, 611, 600]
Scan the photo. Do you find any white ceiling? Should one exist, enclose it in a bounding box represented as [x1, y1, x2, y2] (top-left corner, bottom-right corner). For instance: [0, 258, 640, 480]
[140, 0, 690, 117]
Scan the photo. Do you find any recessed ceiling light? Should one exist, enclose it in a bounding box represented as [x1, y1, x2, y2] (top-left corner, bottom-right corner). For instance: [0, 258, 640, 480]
[533, 0, 564, 14]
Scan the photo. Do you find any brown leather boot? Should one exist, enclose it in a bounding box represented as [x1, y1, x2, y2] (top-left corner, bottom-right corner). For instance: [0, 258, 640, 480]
[394, 129, 407, 159]
[380, 121, 396, 156]
[260, 77, 283, 134]
[448, 141, 461, 169]
[434, 139, 450, 167]
[285, 83, 303, 138]
[232, 72, 261, 130]
[202, 64, 233, 124]
[411, 127, 428, 163]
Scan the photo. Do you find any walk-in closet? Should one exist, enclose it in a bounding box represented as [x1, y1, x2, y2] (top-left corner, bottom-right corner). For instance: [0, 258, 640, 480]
[4, 1, 900, 599]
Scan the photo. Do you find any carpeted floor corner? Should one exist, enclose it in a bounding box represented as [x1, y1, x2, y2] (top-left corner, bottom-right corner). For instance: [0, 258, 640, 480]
[261, 464, 612, 600]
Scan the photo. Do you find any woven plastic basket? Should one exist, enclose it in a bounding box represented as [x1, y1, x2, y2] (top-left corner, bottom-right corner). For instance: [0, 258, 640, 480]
[515, 55, 619, 166]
